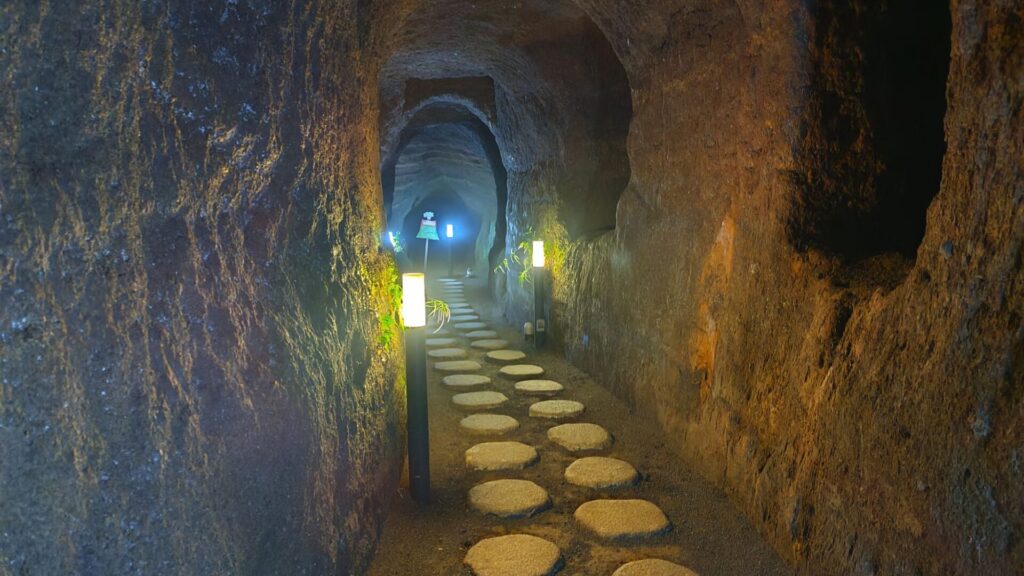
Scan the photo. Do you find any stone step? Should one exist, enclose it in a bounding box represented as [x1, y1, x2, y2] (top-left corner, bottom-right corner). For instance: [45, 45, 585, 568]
[498, 364, 545, 380]
[612, 559, 698, 576]
[485, 349, 527, 364]
[565, 457, 638, 489]
[453, 321, 489, 331]
[464, 534, 562, 576]
[434, 360, 482, 373]
[574, 499, 671, 540]
[468, 479, 550, 518]
[427, 347, 468, 360]
[453, 391, 509, 411]
[547, 423, 611, 451]
[460, 414, 520, 436]
[425, 337, 458, 347]
[442, 374, 492, 390]
[529, 399, 585, 420]
[514, 379, 564, 397]
[466, 441, 539, 471]
[471, 339, 510, 350]
[466, 330, 500, 340]
[451, 314, 481, 322]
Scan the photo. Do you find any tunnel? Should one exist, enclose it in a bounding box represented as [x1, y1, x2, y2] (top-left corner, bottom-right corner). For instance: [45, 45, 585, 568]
[2, 1, 1022, 576]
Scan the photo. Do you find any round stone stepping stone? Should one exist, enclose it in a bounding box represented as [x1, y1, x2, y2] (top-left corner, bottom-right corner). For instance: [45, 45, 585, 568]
[574, 499, 671, 540]
[427, 347, 468, 360]
[469, 479, 551, 518]
[460, 414, 520, 436]
[453, 391, 509, 411]
[466, 441, 539, 471]
[425, 337, 458, 347]
[547, 423, 611, 451]
[467, 330, 499, 339]
[529, 399, 584, 419]
[499, 364, 545, 380]
[434, 360, 482, 373]
[454, 321, 488, 331]
[451, 314, 480, 322]
[450, 306, 475, 313]
[446, 297, 468, 303]
[612, 559, 698, 576]
[565, 457, 638, 489]
[471, 339, 510, 350]
[442, 374, 492, 390]
[486, 349, 527, 364]
[515, 379, 564, 397]
[464, 534, 562, 576]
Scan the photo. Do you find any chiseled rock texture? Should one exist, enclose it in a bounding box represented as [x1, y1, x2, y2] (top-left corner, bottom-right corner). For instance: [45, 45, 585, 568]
[377, 0, 1021, 572]
[0, 1, 404, 574]
[547, 1, 1022, 575]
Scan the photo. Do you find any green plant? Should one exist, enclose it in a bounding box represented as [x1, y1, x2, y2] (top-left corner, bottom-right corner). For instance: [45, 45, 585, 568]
[494, 226, 535, 287]
[427, 298, 451, 333]
[377, 263, 403, 349]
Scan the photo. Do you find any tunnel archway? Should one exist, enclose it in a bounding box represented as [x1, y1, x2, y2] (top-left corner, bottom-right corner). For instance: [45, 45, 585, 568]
[381, 102, 508, 283]
[377, 0, 633, 313]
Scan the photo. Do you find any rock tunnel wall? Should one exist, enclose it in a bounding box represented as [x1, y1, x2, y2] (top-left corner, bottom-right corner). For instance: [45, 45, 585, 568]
[549, 1, 1023, 574]
[0, 1, 403, 573]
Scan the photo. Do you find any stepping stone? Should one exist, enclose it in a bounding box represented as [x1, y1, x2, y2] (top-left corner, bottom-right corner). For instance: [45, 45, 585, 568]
[460, 414, 520, 436]
[453, 391, 509, 411]
[471, 339, 510, 350]
[438, 279, 461, 284]
[468, 479, 551, 518]
[446, 298, 468, 304]
[452, 314, 480, 322]
[515, 379, 564, 397]
[612, 559, 698, 576]
[442, 374, 492, 390]
[426, 337, 458, 347]
[434, 360, 482, 373]
[427, 347, 468, 360]
[454, 322, 488, 331]
[464, 534, 562, 576]
[499, 364, 545, 380]
[547, 423, 611, 451]
[486, 350, 528, 364]
[466, 441, 539, 471]
[529, 399, 584, 419]
[574, 499, 671, 540]
[467, 330, 499, 339]
[565, 457, 638, 489]
[450, 307, 475, 314]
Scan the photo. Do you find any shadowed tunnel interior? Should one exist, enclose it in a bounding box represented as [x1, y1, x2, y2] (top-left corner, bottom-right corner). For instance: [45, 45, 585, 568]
[1, 1, 1021, 575]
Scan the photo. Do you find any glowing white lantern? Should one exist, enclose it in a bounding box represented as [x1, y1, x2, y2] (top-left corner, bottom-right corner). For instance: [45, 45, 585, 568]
[402, 273, 426, 328]
[532, 240, 545, 268]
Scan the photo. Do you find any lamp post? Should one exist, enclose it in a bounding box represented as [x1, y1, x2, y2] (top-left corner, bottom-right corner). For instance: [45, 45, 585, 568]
[532, 240, 546, 349]
[446, 224, 455, 278]
[402, 273, 430, 502]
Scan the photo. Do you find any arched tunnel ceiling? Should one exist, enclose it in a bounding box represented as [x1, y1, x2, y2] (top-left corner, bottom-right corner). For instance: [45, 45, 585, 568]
[391, 121, 497, 230]
[378, 0, 632, 189]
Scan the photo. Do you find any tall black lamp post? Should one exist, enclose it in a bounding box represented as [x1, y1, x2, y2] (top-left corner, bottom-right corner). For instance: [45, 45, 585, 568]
[532, 240, 546, 349]
[401, 272, 430, 502]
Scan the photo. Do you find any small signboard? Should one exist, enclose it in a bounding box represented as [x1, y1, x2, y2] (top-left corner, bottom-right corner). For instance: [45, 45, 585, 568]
[416, 212, 440, 241]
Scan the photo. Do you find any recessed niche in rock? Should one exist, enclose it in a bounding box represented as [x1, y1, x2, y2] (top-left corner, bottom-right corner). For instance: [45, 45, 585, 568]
[787, 0, 951, 270]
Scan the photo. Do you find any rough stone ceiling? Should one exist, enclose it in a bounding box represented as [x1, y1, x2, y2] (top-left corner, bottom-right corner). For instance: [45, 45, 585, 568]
[392, 121, 497, 229]
[379, 0, 623, 173]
